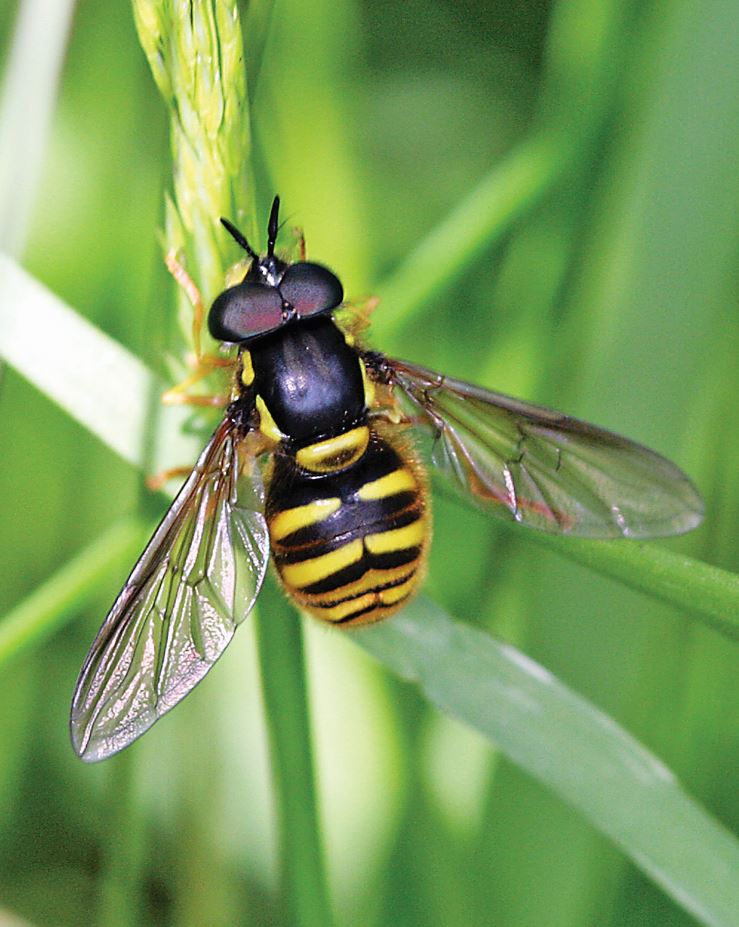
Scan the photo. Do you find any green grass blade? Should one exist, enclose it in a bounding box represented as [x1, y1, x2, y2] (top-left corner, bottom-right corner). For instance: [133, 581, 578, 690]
[372, 0, 625, 346]
[358, 598, 739, 927]
[0, 517, 147, 666]
[372, 131, 566, 344]
[0, 255, 155, 466]
[256, 587, 336, 927]
[0, 0, 76, 256]
[533, 534, 739, 641]
[0, 253, 200, 471]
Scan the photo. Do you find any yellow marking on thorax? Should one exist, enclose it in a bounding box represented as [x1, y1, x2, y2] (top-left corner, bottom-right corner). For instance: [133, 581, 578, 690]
[365, 519, 426, 555]
[296, 426, 370, 473]
[256, 395, 285, 442]
[281, 539, 364, 589]
[270, 497, 341, 541]
[359, 358, 375, 408]
[241, 350, 255, 386]
[358, 468, 416, 501]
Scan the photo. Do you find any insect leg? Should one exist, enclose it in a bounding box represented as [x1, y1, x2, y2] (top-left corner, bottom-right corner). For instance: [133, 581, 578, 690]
[161, 353, 235, 407]
[163, 249, 236, 404]
[369, 407, 427, 428]
[161, 388, 230, 408]
[165, 249, 208, 360]
[293, 226, 307, 261]
[145, 464, 194, 492]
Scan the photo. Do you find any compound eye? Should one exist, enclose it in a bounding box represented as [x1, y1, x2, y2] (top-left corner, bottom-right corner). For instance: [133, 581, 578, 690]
[279, 262, 343, 317]
[208, 282, 284, 343]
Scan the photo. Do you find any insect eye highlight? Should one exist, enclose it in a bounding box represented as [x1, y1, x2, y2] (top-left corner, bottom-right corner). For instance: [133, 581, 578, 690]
[208, 282, 284, 343]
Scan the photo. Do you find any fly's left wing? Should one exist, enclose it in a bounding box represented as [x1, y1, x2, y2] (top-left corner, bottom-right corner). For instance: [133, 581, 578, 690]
[386, 359, 704, 539]
[70, 418, 269, 762]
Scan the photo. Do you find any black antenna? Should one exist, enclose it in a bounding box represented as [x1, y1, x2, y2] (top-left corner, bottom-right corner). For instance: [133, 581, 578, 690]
[267, 195, 280, 256]
[220, 217, 259, 261]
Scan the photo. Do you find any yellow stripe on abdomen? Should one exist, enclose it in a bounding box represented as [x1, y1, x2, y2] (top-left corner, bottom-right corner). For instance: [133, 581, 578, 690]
[297, 563, 415, 607]
[267, 430, 430, 627]
[303, 568, 422, 625]
[379, 576, 417, 606]
[364, 518, 426, 555]
[281, 540, 364, 589]
[269, 497, 341, 541]
[311, 592, 377, 623]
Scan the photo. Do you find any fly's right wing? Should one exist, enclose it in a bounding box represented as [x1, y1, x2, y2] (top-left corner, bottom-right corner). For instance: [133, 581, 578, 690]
[70, 418, 269, 762]
[387, 359, 704, 539]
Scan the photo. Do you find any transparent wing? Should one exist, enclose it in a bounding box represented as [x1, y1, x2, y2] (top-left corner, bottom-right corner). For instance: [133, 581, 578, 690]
[70, 418, 270, 762]
[387, 359, 704, 538]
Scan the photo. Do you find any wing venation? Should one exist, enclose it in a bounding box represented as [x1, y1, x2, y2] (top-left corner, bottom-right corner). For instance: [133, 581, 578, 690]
[387, 359, 703, 538]
[70, 419, 269, 762]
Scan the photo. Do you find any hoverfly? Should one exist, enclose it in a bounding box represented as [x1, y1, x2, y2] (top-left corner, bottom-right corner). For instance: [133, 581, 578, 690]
[70, 197, 704, 761]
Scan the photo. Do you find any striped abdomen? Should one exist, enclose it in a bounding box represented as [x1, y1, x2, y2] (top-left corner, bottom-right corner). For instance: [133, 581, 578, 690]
[266, 432, 429, 626]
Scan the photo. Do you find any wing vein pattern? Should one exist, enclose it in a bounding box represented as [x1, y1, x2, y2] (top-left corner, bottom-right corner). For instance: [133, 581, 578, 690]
[389, 359, 703, 538]
[70, 419, 269, 762]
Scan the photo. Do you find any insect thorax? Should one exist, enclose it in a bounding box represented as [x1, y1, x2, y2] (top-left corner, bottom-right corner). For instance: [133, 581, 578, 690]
[249, 315, 367, 449]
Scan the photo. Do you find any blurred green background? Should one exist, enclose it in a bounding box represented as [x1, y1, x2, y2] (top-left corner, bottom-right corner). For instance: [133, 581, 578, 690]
[0, 0, 737, 925]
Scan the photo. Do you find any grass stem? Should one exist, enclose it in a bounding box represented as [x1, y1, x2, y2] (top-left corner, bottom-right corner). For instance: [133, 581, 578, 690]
[255, 589, 335, 927]
[534, 533, 739, 641]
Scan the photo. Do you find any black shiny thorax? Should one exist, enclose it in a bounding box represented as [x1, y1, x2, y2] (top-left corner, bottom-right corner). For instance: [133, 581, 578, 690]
[248, 316, 366, 445]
